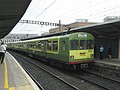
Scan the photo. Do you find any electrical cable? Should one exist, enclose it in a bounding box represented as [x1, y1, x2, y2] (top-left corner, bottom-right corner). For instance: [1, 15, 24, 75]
[62, 3, 120, 23]
[27, 0, 42, 16]
[35, 0, 57, 19]
[50, 0, 109, 21]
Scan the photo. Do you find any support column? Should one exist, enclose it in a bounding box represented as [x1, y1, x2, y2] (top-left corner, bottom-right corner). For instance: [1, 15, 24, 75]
[59, 20, 61, 32]
[118, 39, 120, 59]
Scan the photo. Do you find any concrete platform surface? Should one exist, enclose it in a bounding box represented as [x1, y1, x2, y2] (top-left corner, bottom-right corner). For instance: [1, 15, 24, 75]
[0, 52, 40, 90]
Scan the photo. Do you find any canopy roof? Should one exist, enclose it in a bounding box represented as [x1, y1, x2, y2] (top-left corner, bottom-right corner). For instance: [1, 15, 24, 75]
[70, 19, 120, 39]
[23, 19, 120, 40]
[0, 0, 31, 39]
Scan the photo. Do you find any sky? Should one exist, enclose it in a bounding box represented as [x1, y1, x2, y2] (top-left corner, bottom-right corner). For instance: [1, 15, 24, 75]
[11, 0, 120, 35]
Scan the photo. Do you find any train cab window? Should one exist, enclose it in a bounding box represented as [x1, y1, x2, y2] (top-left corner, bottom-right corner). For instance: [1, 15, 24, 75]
[62, 41, 66, 51]
[80, 40, 87, 50]
[70, 40, 79, 50]
[53, 41, 58, 52]
[47, 41, 52, 51]
[87, 40, 94, 49]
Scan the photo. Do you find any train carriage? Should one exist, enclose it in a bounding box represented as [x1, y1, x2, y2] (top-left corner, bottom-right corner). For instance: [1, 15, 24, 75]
[49, 32, 94, 68]
[7, 32, 94, 69]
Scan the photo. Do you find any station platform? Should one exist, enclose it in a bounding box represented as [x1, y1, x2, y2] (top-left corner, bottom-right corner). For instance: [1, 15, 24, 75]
[0, 52, 40, 90]
[94, 58, 120, 70]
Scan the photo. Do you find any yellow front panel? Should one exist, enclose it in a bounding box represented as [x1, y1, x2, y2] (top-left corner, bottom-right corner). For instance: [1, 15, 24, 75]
[70, 50, 94, 60]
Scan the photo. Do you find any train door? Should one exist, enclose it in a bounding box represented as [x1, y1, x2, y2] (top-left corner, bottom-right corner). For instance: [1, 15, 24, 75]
[42, 40, 47, 58]
[59, 38, 69, 62]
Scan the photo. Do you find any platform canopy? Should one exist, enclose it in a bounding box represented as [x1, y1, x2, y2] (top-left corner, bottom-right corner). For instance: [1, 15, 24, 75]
[0, 0, 31, 39]
[70, 19, 120, 39]
[25, 19, 120, 40]
[34, 19, 120, 40]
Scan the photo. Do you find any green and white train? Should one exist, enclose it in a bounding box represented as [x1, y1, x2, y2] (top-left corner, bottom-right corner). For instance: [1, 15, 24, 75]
[8, 32, 94, 69]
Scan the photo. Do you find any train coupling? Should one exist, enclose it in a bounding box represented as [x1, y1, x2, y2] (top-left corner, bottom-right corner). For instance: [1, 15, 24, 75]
[81, 63, 88, 68]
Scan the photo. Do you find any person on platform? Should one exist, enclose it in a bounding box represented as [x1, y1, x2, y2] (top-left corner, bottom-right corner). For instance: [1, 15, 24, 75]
[99, 45, 104, 59]
[0, 42, 6, 64]
[107, 45, 112, 59]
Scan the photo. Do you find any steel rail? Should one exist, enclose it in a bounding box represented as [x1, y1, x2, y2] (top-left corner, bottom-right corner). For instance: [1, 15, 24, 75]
[13, 52, 80, 90]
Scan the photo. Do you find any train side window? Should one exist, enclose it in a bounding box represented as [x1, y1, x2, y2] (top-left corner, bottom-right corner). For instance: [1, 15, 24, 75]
[37, 41, 41, 49]
[36, 42, 38, 48]
[29, 42, 32, 48]
[53, 41, 58, 52]
[62, 41, 66, 51]
[24, 43, 26, 48]
[31, 42, 33, 47]
[47, 41, 52, 51]
[39, 41, 44, 50]
[28, 42, 31, 48]
[42, 41, 46, 50]
[70, 40, 79, 50]
[19, 43, 22, 48]
[26, 42, 28, 47]
[33, 42, 36, 48]
[41, 43, 44, 50]
[32, 42, 34, 47]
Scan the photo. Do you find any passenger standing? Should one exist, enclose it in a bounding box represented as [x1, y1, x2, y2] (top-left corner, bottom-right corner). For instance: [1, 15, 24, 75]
[99, 45, 104, 59]
[107, 45, 112, 59]
[0, 42, 6, 64]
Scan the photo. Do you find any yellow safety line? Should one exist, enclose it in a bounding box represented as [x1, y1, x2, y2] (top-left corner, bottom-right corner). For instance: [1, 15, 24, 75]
[4, 59, 9, 88]
[9, 87, 15, 90]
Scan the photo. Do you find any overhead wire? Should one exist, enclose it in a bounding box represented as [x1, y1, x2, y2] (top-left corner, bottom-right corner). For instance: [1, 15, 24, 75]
[51, 0, 109, 21]
[88, 10, 120, 21]
[27, 0, 42, 17]
[63, 3, 120, 22]
[87, 4, 120, 17]
[49, 0, 92, 21]
[17, 0, 42, 32]
[18, 0, 58, 32]
[35, 0, 58, 19]
[15, 0, 120, 33]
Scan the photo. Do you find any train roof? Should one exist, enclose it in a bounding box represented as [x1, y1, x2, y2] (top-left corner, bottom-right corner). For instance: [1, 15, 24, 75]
[21, 32, 93, 41]
[9, 32, 93, 43]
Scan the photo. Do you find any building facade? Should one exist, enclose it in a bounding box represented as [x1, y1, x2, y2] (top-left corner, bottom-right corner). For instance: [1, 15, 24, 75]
[104, 16, 120, 22]
[1, 33, 38, 44]
[49, 22, 97, 34]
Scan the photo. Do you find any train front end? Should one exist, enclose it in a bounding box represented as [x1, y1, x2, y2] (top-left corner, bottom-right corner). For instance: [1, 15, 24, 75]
[69, 32, 94, 68]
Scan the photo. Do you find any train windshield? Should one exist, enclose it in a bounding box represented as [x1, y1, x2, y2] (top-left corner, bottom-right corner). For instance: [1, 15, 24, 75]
[87, 40, 94, 49]
[70, 40, 94, 50]
[80, 40, 94, 49]
[70, 40, 79, 50]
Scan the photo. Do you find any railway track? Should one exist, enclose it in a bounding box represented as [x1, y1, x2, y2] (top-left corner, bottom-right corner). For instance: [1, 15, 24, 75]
[84, 69, 120, 83]
[70, 69, 120, 90]
[89, 64, 120, 82]
[10, 51, 79, 90]
[9, 51, 120, 90]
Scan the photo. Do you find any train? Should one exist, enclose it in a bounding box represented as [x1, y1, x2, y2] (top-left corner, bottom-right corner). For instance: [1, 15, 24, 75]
[7, 32, 94, 69]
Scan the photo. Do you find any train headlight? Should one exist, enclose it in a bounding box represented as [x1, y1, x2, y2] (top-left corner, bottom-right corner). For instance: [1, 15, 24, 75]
[90, 54, 94, 57]
[70, 55, 74, 59]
